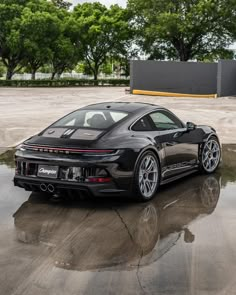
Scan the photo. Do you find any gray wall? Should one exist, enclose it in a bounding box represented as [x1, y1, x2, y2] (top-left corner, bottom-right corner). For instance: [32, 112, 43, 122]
[217, 60, 236, 97]
[130, 60, 218, 95]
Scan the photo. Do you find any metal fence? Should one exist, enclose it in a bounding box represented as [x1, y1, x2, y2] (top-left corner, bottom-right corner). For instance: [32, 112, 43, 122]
[12, 72, 127, 80]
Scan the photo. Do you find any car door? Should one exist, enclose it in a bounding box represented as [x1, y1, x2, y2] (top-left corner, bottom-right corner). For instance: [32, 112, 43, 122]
[148, 110, 200, 179]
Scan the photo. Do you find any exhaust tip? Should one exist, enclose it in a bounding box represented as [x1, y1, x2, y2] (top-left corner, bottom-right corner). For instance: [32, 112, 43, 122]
[40, 183, 47, 192]
[48, 184, 55, 193]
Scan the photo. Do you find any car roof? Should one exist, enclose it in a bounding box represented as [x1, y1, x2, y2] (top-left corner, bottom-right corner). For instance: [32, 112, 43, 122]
[81, 102, 164, 113]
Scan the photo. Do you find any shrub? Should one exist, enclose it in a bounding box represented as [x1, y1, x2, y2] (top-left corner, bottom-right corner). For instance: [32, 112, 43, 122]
[0, 79, 130, 87]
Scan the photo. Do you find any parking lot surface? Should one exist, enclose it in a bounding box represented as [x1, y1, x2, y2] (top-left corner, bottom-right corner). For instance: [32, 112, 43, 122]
[1, 88, 236, 294]
[0, 87, 236, 148]
[0, 144, 236, 295]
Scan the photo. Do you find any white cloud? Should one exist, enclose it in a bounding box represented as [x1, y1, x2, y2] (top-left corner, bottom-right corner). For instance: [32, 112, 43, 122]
[70, 0, 126, 8]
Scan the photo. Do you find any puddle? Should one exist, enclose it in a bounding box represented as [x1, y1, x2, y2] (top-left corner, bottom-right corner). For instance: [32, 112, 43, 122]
[1, 145, 236, 294]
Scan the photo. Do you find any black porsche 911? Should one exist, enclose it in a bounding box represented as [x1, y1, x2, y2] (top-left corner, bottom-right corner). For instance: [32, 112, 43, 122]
[14, 102, 221, 201]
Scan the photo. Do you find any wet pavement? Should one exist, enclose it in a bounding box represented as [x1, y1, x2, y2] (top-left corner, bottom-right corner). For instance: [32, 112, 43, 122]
[0, 145, 236, 295]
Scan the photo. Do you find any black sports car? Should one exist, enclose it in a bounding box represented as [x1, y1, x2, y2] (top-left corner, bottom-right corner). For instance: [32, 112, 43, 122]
[14, 102, 221, 201]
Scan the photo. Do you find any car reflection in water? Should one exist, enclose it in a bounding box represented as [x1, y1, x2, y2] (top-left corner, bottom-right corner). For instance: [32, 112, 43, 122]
[13, 174, 220, 271]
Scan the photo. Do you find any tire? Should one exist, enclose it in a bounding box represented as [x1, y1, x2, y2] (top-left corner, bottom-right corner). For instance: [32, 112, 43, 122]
[133, 151, 160, 201]
[199, 136, 221, 174]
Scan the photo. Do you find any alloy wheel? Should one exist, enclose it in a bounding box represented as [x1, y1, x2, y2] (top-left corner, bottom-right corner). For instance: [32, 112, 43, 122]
[139, 155, 158, 199]
[202, 139, 220, 173]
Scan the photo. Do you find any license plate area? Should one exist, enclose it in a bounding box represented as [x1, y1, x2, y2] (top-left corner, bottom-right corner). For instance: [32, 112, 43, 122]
[37, 165, 59, 179]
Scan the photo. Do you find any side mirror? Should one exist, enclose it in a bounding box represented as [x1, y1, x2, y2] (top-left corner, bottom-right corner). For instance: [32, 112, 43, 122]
[186, 121, 196, 131]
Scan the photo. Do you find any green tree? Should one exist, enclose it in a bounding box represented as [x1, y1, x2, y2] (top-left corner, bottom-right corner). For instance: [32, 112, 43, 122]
[71, 3, 131, 80]
[128, 0, 236, 61]
[51, 36, 78, 79]
[50, 10, 79, 79]
[0, 1, 26, 79]
[197, 48, 235, 62]
[21, 7, 61, 79]
[112, 42, 138, 77]
[0, 0, 71, 80]
[0, 61, 5, 78]
[101, 60, 113, 75]
[0, 0, 62, 80]
[111, 9, 137, 77]
[51, 0, 72, 10]
[75, 62, 93, 75]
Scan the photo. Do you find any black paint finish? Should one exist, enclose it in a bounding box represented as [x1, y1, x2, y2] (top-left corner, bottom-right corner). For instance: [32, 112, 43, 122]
[14, 102, 220, 197]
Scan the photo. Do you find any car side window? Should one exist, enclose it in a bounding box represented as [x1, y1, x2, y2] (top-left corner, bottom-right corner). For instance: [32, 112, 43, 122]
[149, 111, 183, 130]
[132, 116, 153, 131]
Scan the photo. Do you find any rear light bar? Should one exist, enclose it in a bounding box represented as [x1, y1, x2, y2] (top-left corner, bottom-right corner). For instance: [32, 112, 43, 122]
[86, 177, 111, 183]
[18, 144, 116, 155]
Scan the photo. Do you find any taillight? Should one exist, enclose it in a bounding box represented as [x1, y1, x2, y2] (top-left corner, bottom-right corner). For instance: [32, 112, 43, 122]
[86, 177, 111, 183]
[16, 144, 26, 151]
[20, 144, 116, 155]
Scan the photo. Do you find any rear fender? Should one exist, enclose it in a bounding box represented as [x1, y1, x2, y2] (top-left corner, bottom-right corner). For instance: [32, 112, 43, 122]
[132, 146, 164, 178]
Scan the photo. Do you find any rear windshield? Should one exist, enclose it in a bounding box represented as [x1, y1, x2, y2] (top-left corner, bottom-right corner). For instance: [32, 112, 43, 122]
[52, 110, 129, 130]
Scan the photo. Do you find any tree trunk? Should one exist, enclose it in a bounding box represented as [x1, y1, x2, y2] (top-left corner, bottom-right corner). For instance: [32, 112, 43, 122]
[31, 70, 36, 80]
[178, 46, 191, 61]
[93, 72, 98, 81]
[51, 72, 56, 80]
[172, 39, 191, 61]
[56, 71, 63, 79]
[6, 67, 14, 80]
[93, 64, 99, 81]
[179, 52, 189, 61]
[93, 70, 99, 86]
[57, 66, 66, 79]
[4, 58, 23, 80]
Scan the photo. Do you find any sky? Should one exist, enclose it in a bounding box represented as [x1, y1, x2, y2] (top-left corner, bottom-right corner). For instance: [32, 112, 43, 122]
[71, 0, 126, 7]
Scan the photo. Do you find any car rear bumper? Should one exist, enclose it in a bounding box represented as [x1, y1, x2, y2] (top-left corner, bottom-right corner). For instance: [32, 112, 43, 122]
[14, 148, 138, 197]
[14, 175, 129, 197]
